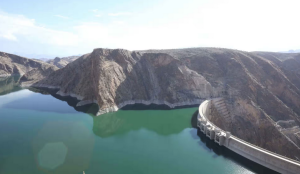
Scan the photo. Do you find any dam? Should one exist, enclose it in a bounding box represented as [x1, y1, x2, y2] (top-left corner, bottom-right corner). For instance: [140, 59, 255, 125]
[197, 99, 300, 174]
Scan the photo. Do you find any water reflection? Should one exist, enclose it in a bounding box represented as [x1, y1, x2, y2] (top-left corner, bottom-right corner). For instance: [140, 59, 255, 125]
[0, 75, 22, 95]
[0, 76, 282, 174]
[29, 88, 99, 115]
[92, 108, 195, 137]
[0, 77, 98, 115]
[1, 89, 81, 114]
[26, 87, 197, 138]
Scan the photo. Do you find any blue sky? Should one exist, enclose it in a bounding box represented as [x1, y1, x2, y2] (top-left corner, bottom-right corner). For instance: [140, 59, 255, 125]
[0, 0, 299, 58]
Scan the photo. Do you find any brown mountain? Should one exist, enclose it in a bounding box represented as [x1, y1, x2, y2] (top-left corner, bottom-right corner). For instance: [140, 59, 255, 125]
[20, 47, 300, 160]
[0, 52, 58, 81]
[47, 56, 80, 68]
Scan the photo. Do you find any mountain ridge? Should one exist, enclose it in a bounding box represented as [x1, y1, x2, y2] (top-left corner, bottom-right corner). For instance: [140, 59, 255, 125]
[2, 47, 300, 160]
[46, 55, 81, 68]
[0, 51, 58, 79]
[27, 47, 300, 160]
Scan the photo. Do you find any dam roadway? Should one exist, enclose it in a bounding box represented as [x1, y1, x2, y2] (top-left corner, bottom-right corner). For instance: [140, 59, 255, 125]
[198, 99, 300, 174]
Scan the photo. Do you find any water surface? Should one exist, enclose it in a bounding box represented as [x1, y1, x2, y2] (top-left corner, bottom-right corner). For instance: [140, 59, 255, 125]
[0, 79, 276, 174]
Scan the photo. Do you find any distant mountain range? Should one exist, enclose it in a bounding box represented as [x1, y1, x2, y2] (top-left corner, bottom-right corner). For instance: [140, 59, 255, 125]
[280, 49, 300, 53]
[0, 51, 58, 86]
[46, 56, 81, 68]
[32, 55, 81, 68]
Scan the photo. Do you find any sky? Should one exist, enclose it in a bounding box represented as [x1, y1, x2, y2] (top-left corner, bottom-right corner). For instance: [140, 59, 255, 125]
[0, 0, 299, 58]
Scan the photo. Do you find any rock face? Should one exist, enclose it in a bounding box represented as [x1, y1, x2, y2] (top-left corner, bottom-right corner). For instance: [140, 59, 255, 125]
[32, 58, 50, 62]
[47, 56, 80, 68]
[22, 47, 300, 160]
[61, 55, 81, 62]
[0, 51, 58, 81]
[32, 49, 213, 114]
[255, 52, 300, 76]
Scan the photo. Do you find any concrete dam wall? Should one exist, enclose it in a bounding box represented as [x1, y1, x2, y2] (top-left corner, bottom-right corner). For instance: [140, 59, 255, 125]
[197, 99, 300, 174]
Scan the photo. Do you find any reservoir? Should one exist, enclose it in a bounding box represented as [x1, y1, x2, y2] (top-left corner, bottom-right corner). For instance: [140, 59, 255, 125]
[0, 76, 276, 174]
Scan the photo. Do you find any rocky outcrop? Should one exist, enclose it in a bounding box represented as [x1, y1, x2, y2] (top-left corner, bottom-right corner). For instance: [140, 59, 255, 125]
[47, 56, 80, 68]
[21, 47, 300, 160]
[31, 49, 213, 114]
[20, 66, 58, 86]
[61, 55, 80, 62]
[0, 51, 58, 82]
[47, 57, 69, 68]
[254, 52, 300, 75]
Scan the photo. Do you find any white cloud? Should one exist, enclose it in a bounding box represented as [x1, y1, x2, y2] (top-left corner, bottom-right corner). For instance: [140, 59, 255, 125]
[91, 9, 102, 18]
[74, 0, 300, 52]
[112, 21, 125, 25]
[1, 0, 300, 57]
[191, 0, 300, 51]
[54, 15, 69, 19]
[0, 11, 78, 46]
[2, 33, 18, 41]
[108, 12, 131, 17]
[91, 9, 98, 13]
[0, 12, 34, 41]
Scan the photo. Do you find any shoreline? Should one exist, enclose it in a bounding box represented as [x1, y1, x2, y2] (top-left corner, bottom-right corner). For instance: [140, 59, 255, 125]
[24, 83, 204, 116]
[97, 99, 204, 115]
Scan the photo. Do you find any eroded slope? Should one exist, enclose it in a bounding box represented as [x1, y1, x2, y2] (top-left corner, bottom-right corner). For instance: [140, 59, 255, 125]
[24, 47, 300, 160]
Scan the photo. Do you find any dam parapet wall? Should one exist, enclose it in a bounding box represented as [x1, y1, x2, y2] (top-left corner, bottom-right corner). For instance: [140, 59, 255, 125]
[197, 99, 300, 174]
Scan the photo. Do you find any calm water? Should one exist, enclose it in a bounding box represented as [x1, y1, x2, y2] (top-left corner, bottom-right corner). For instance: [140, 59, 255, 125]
[0, 76, 276, 174]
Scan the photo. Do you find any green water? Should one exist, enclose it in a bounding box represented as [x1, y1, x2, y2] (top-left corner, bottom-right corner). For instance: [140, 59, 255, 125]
[0, 79, 276, 174]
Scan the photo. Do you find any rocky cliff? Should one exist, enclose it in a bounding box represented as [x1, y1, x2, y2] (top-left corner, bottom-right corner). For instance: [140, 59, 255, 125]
[47, 56, 80, 68]
[21, 47, 300, 160]
[0, 52, 58, 82]
[31, 49, 213, 114]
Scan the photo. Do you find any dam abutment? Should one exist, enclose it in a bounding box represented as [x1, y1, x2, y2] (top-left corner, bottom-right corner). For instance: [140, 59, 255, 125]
[197, 99, 300, 174]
